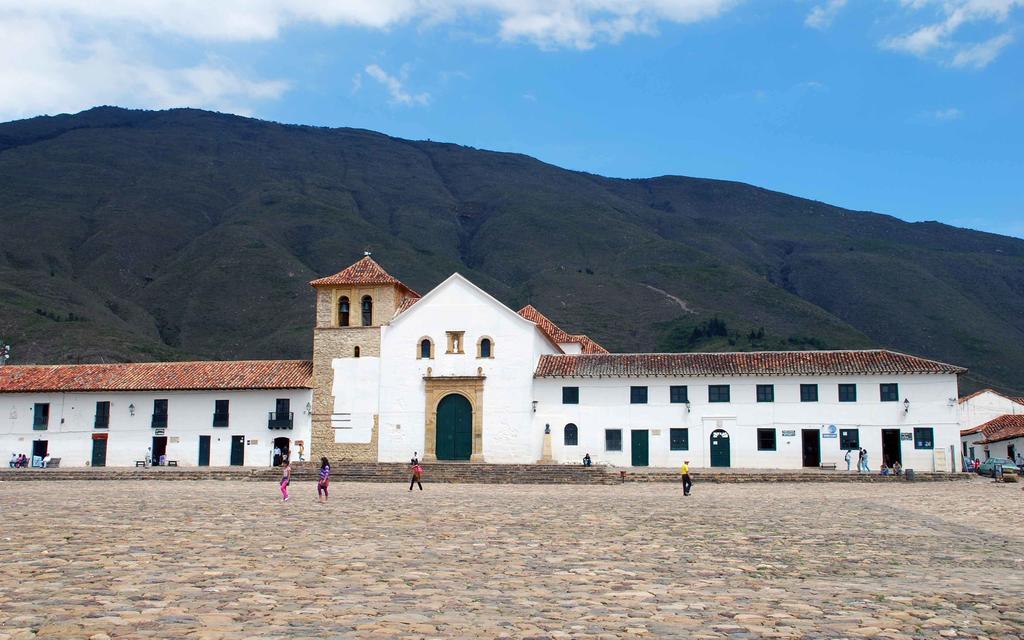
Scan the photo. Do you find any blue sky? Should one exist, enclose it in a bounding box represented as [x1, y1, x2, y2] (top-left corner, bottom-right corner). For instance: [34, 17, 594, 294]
[1, 1, 1021, 237]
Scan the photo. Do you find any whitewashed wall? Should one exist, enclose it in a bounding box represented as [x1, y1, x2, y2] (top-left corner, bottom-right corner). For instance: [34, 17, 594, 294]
[331, 357, 380, 443]
[533, 373, 961, 471]
[376, 275, 558, 463]
[959, 391, 1023, 429]
[0, 389, 312, 467]
[958, 391, 1024, 464]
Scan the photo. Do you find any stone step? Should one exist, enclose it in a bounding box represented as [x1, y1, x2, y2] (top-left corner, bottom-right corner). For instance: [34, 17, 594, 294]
[0, 465, 973, 484]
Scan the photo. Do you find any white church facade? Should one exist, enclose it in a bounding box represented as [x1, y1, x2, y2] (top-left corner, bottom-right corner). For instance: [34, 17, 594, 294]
[1, 256, 968, 471]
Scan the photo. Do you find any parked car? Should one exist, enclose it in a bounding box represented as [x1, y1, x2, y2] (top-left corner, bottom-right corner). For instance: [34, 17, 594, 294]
[977, 458, 1020, 477]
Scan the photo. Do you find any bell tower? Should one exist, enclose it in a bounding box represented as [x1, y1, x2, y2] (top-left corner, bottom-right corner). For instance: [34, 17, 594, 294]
[309, 254, 418, 461]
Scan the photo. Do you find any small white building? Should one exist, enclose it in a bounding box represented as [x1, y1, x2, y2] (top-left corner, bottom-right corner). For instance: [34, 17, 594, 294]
[959, 389, 1024, 463]
[0, 361, 312, 467]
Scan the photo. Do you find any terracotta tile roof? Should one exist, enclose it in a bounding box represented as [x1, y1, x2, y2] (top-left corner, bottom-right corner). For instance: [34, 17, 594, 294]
[957, 388, 1024, 406]
[394, 295, 421, 317]
[517, 305, 608, 354]
[961, 414, 1024, 444]
[0, 360, 313, 393]
[534, 350, 966, 378]
[309, 256, 418, 294]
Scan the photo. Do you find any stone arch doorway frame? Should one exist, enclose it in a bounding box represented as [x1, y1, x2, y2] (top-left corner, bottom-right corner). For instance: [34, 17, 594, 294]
[423, 375, 485, 462]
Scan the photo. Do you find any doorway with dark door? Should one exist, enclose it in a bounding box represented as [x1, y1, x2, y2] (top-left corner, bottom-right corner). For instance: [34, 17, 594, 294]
[273, 437, 290, 466]
[198, 435, 211, 467]
[32, 440, 48, 466]
[801, 429, 821, 467]
[230, 435, 245, 466]
[91, 435, 107, 467]
[881, 429, 902, 468]
[710, 429, 730, 467]
[152, 436, 168, 465]
[435, 394, 473, 461]
[630, 430, 649, 467]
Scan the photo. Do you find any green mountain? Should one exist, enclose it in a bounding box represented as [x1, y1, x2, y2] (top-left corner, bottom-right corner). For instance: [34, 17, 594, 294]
[1, 107, 1021, 394]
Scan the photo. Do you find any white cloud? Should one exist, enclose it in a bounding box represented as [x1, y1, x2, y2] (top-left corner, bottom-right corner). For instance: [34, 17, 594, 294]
[881, 0, 1021, 68]
[351, 72, 363, 95]
[0, 17, 287, 120]
[951, 32, 1015, 67]
[927, 107, 963, 120]
[0, 0, 739, 119]
[364, 64, 430, 106]
[805, 0, 847, 30]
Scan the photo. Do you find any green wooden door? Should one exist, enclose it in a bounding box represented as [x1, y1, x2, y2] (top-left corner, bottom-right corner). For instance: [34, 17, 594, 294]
[198, 435, 211, 467]
[710, 430, 730, 467]
[91, 438, 107, 467]
[230, 436, 245, 466]
[631, 430, 649, 467]
[436, 394, 473, 461]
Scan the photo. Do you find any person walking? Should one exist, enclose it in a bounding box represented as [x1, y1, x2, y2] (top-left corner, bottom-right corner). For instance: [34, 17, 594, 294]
[9, 453, 16, 468]
[856, 448, 864, 473]
[317, 457, 331, 503]
[280, 459, 291, 501]
[844, 449, 852, 471]
[861, 448, 870, 472]
[409, 452, 424, 491]
[681, 459, 692, 496]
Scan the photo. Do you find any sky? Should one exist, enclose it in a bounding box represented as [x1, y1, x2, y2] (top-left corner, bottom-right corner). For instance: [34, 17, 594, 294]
[0, 1, 1021, 238]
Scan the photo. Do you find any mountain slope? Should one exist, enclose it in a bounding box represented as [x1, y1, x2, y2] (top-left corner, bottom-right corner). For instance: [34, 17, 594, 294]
[0, 107, 1021, 394]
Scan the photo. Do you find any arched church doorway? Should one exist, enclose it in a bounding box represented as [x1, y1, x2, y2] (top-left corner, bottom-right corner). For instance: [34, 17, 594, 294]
[436, 394, 473, 460]
[710, 429, 730, 468]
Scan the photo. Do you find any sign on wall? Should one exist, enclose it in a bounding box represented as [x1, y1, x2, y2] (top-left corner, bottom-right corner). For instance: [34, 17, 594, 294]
[900, 432, 913, 441]
[781, 430, 796, 437]
[821, 424, 838, 438]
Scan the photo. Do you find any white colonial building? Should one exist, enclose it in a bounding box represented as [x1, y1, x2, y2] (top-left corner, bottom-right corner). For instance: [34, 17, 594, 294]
[0, 361, 312, 467]
[959, 389, 1024, 464]
[1, 256, 971, 471]
[310, 257, 966, 472]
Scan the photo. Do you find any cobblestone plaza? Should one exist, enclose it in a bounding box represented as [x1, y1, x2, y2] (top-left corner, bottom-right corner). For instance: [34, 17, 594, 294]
[1, 480, 1021, 639]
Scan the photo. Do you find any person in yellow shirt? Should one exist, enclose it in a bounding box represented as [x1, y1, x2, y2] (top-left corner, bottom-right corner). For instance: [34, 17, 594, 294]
[681, 460, 692, 496]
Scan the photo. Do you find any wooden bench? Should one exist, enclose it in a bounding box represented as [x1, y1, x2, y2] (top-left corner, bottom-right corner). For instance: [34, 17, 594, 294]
[47, 457, 61, 468]
[167, 460, 178, 467]
[135, 460, 147, 467]
[820, 463, 837, 471]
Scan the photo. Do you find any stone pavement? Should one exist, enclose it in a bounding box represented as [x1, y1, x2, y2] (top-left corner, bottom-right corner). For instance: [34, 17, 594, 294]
[0, 480, 1021, 639]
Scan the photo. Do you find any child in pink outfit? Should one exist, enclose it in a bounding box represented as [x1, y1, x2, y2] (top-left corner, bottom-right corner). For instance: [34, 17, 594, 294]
[280, 460, 291, 501]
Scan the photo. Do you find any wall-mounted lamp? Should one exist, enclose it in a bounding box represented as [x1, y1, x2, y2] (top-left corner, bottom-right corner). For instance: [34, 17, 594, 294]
[685, 401, 691, 414]
[305, 402, 312, 415]
[903, 398, 910, 413]
[128, 403, 135, 417]
[544, 423, 550, 434]
[532, 400, 538, 413]
[947, 397, 956, 407]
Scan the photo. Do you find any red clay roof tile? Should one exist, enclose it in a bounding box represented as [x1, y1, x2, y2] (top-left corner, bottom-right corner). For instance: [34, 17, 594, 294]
[310, 256, 417, 294]
[0, 360, 313, 393]
[534, 350, 965, 378]
[517, 305, 608, 354]
[961, 414, 1024, 444]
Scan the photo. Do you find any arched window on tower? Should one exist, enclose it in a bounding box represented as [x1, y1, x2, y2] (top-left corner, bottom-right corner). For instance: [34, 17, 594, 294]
[361, 295, 373, 326]
[478, 337, 493, 358]
[419, 338, 433, 359]
[564, 423, 579, 447]
[338, 296, 350, 327]
[354, 346, 361, 358]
